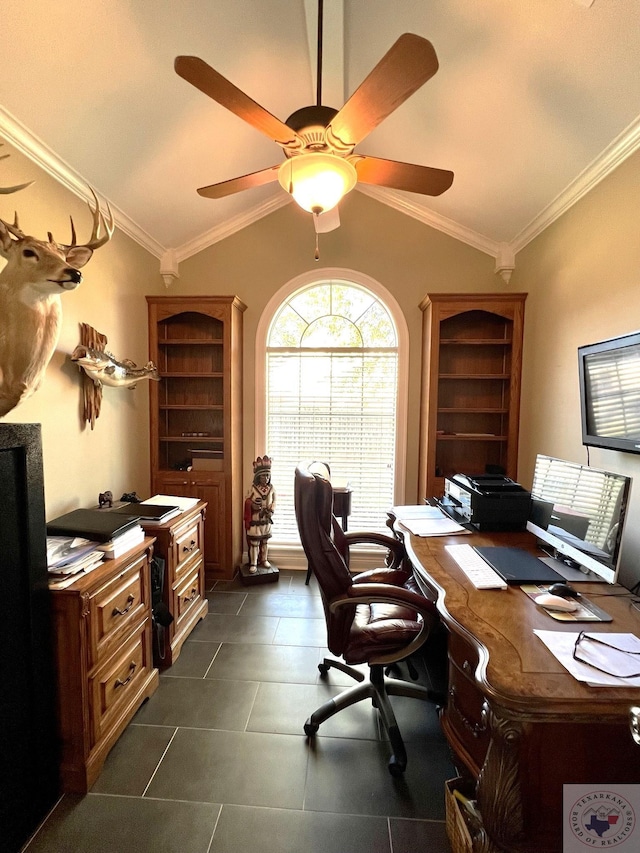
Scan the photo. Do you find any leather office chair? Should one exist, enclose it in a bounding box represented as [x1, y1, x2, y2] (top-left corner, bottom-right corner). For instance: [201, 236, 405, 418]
[303, 461, 405, 584]
[294, 462, 441, 776]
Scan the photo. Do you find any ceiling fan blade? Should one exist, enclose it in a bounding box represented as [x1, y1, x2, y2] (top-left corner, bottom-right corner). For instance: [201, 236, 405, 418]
[197, 165, 281, 199]
[355, 155, 453, 196]
[314, 206, 340, 233]
[175, 56, 305, 152]
[326, 34, 439, 150]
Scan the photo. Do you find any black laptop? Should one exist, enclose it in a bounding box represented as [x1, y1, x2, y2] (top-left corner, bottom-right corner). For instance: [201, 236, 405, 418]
[474, 546, 565, 585]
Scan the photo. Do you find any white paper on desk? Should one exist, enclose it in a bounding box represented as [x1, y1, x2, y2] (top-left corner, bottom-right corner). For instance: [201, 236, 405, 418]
[400, 515, 470, 537]
[391, 505, 445, 520]
[534, 630, 640, 687]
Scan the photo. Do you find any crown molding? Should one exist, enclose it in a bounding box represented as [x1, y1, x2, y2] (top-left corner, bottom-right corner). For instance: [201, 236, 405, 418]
[0, 106, 166, 259]
[175, 191, 290, 262]
[511, 113, 640, 253]
[354, 183, 501, 257]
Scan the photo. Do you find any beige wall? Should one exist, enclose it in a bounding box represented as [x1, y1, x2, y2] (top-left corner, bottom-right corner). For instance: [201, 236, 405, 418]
[1, 142, 164, 517]
[174, 189, 499, 502]
[514, 148, 640, 587]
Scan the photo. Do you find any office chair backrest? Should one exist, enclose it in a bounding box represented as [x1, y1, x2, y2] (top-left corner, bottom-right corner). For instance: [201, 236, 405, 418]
[294, 463, 356, 655]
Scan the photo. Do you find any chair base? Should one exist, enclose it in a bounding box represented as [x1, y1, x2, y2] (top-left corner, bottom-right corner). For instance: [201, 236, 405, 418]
[304, 659, 438, 776]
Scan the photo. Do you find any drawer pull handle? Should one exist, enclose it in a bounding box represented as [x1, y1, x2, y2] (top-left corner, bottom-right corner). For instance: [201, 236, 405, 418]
[112, 594, 135, 617]
[114, 662, 137, 688]
[182, 539, 197, 553]
[449, 686, 487, 738]
[183, 588, 198, 604]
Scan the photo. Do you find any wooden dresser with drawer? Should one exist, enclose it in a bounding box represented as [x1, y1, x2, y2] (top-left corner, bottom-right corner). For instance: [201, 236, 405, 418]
[139, 500, 209, 668]
[50, 538, 159, 793]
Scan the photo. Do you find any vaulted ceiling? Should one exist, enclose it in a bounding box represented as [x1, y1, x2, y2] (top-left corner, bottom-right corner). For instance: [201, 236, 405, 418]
[2, 0, 639, 268]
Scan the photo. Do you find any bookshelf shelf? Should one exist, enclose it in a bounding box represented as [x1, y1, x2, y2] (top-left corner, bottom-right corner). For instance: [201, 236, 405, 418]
[147, 296, 246, 582]
[418, 293, 527, 500]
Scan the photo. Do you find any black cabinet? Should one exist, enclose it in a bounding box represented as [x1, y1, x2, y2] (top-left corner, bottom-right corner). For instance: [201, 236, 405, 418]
[0, 424, 58, 853]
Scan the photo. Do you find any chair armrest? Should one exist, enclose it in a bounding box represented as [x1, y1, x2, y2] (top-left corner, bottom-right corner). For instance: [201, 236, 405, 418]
[342, 531, 405, 569]
[351, 567, 412, 586]
[330, 582, 437, 619]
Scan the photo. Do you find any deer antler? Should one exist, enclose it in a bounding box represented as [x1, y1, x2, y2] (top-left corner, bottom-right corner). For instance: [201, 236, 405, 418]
[0, 145, 34, 195]
[53, 188, 115, 251]
[0, 212, 25, 239]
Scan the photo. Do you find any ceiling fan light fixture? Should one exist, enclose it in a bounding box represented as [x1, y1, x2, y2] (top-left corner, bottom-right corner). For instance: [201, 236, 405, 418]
[278, 153, 357, 214]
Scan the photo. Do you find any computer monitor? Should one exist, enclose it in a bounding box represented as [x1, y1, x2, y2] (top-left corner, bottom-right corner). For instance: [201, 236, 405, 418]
[526, 454, 631, 584]
[578, 330, 640, 456]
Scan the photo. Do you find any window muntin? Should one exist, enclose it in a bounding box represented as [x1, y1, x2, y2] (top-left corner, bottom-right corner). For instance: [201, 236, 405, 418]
[266, 280, 398, 541]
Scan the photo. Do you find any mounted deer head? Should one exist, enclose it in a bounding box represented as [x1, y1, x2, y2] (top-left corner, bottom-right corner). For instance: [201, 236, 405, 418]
[0, 186, 114, 417]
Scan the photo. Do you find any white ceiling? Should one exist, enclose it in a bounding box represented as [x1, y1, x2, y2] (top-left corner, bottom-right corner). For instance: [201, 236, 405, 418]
[2, 0, 639, 265]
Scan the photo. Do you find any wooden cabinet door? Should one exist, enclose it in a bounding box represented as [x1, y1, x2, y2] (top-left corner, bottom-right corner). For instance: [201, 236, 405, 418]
[155, 473, 226, 580]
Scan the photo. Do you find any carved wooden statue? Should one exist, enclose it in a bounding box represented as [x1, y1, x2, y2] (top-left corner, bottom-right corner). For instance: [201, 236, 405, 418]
[244, 456, 276, 572]
[0, 172, 113, 418]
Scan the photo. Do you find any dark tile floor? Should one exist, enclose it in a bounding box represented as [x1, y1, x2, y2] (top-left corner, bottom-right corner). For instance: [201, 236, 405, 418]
[25, 570, 456, 853]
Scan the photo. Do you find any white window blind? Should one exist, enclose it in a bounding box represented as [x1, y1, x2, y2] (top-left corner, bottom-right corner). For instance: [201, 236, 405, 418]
[585, 347, 640, 439]
[532, 456, 625, 549]
[265, 281, 398, 542]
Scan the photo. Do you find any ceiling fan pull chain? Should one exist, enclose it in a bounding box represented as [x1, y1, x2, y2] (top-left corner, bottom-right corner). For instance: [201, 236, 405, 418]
[314, 224, 320, 261]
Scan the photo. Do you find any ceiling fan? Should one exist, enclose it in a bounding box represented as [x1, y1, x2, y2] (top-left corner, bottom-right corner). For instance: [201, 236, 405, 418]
[175, 0, 453, 239]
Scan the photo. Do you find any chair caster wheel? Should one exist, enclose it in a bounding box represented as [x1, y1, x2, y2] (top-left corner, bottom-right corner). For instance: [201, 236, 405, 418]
[304, 721, 319, 736]
[388, 756, 406, 777]
[318, 663, 329, 676]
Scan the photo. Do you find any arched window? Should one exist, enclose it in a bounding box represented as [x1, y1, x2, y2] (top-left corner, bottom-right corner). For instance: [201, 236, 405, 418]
[259, 273, 407, 543]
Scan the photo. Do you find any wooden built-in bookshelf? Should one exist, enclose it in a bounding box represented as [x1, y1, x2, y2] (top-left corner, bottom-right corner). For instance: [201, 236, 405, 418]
[418, 293, 527, 501]
[147, 296, 246, 582]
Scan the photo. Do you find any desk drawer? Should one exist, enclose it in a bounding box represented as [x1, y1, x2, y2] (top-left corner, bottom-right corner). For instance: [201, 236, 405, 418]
[449, 631, 480, 676]
[446, 658, 490, 772]
[89, 553, 148, 668]
[173, 562, 203, 625]
[173, 519, 201, 578]
[89, 626, 152, 746]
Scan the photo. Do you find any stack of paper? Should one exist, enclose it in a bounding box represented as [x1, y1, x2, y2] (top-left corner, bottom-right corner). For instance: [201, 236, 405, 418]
[47, 536, 104, 584]
[96, 524, 145, 559]
[391, 505, 469, 537]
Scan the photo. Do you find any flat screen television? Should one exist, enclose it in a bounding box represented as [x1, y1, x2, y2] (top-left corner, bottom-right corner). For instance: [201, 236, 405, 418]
[526, 454, 631, 584]
[578, 330, 640, 454]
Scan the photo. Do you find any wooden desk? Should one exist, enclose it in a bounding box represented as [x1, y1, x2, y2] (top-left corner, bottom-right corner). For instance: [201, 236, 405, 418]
[404, 528, 640, 853]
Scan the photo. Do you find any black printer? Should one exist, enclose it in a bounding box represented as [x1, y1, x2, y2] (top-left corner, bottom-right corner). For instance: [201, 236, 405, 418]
[442, 473, 531, 531]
